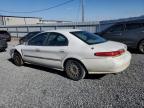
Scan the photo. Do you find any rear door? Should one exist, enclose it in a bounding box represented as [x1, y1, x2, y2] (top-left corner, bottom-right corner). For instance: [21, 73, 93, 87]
[42, 32, 69, 69]
[102, 24, 125, 43]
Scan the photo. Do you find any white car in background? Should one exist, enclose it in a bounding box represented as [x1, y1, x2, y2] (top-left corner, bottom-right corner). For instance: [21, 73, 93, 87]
[10, 29, 131, 81]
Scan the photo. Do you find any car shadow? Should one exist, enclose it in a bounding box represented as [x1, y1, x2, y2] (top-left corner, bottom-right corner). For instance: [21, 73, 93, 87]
[8, 58, 68, 79]
[128, 48, 141, 54]
[0, 49, 6, 52]
[8, 58, 106, 80]
[25, 64, 68, 78]
[85, 74, 106, 80]
[8, 58, 14, 64]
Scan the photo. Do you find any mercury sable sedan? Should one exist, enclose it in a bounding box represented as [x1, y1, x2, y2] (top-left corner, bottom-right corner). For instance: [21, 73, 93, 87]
[10, 29, 131, 80]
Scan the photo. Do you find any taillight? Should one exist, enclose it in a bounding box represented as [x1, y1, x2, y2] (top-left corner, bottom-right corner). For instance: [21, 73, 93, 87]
[95, 49, 125, 57]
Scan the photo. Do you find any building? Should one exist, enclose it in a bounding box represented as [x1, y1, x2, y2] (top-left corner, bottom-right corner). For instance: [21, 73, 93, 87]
[0, 15, 42, 25]
[39, 19, 72, 24]
[0, 15, 73, 25]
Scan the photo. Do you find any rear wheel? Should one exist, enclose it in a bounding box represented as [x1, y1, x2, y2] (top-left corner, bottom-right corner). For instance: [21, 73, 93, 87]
[65, 60, 86, 81]
[13, 52, 24, 66]
[138, 40, 144, 54]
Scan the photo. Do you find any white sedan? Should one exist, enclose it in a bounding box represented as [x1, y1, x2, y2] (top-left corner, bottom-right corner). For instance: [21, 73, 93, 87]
[10, 29, 131, 80]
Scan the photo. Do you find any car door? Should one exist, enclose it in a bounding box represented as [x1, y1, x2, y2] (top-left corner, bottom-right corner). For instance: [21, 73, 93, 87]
[42, 32, 69, 69]
[22, 32, 49, 65]
[102, 24, 125, 43]
[124, 23, 144, 47]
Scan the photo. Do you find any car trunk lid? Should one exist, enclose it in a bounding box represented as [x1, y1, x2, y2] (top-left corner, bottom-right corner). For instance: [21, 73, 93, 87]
[90, 41, 127, 57]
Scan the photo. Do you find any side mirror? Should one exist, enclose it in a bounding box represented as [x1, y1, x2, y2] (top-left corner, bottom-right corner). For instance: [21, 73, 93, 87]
[24, 42, 28, 45]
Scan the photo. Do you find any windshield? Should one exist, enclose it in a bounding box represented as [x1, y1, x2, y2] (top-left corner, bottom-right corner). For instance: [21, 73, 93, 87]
[71, 31, 106, 45]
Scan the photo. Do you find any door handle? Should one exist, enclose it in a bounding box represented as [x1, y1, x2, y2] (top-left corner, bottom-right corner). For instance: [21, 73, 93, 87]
[35, 49, 40, 52]
[141, 31, 144, 33]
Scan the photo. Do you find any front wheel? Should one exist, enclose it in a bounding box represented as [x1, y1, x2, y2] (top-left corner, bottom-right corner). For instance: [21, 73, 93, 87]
[65, 60, 86, 81]
[13, 52, 24, 66]
[0, 48, 6, 52]
[138, 40, 144, 54]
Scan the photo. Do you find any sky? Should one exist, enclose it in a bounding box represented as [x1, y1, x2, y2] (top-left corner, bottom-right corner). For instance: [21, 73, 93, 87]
[0, 0, 143, 21]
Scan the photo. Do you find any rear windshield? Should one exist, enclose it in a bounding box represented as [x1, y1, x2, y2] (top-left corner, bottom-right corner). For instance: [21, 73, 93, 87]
[71, 31, 106, 45]
[0, 31, 10, 35]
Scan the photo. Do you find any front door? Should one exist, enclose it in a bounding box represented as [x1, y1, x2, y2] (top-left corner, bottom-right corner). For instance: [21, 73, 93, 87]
[22, 32, 49, 65]
[22, 32, 69, 69]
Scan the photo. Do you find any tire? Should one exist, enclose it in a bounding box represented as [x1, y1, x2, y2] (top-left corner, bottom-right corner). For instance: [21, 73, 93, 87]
[65, 60, 86, 81]
[138, 40, 144, 54]
[0, 48, 5, 52]
[13, 52, 24, 66]
[0, 39, 7, 52]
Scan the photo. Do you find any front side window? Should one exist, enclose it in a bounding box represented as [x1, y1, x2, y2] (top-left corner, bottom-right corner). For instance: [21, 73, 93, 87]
[46, 33, 68, 46]
[25, 32, 41, 40]
[28, 33, 49, 46]
[71, 31, 106, 45]
[108, 24, 124, 33]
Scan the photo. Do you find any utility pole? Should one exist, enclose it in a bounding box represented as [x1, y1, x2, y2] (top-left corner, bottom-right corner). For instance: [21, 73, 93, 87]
[81, 0, 84, 22]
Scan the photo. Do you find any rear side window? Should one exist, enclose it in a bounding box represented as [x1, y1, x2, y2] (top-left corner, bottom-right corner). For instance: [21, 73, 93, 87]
[0, 31, 10, 35]
[126, 23, 141, 30]
[46, 32, 68, 46]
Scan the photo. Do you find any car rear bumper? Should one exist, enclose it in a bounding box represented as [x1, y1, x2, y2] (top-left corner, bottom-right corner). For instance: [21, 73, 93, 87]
[0, 40, 7, 50]
[81, 51, 131, 74]
[0, 46, 7, 51]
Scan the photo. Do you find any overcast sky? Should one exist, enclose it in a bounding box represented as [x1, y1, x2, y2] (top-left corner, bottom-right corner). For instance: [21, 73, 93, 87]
[0, 0, 143, 21]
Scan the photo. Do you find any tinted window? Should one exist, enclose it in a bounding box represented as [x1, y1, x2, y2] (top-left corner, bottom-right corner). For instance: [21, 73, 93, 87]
[141, 23, 144, 27]
[108, 24, 124, 32]
[126, 23, 141, 30]
[71, 31, 106, 45]
[46, 33, 68, 46]
[0, 31, 9, 35]
[28, 33, 48, 46]
[25, 32, 41, 40]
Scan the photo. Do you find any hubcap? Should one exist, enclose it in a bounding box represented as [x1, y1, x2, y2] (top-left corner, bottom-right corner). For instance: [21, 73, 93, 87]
[67, 61, 80, 78]
[14, 55, 20, 64]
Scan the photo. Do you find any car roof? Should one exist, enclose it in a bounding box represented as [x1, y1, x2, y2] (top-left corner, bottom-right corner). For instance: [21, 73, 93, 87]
[44, 29, 81, 33]
[28, 31, 41, 33]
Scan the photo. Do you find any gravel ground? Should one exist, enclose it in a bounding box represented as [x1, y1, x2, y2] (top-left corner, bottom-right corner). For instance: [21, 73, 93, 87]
[0, 42, 144, 108]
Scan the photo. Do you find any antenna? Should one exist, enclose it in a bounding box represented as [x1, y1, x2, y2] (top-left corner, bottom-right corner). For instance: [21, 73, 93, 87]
[81, 0, 84, 22]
